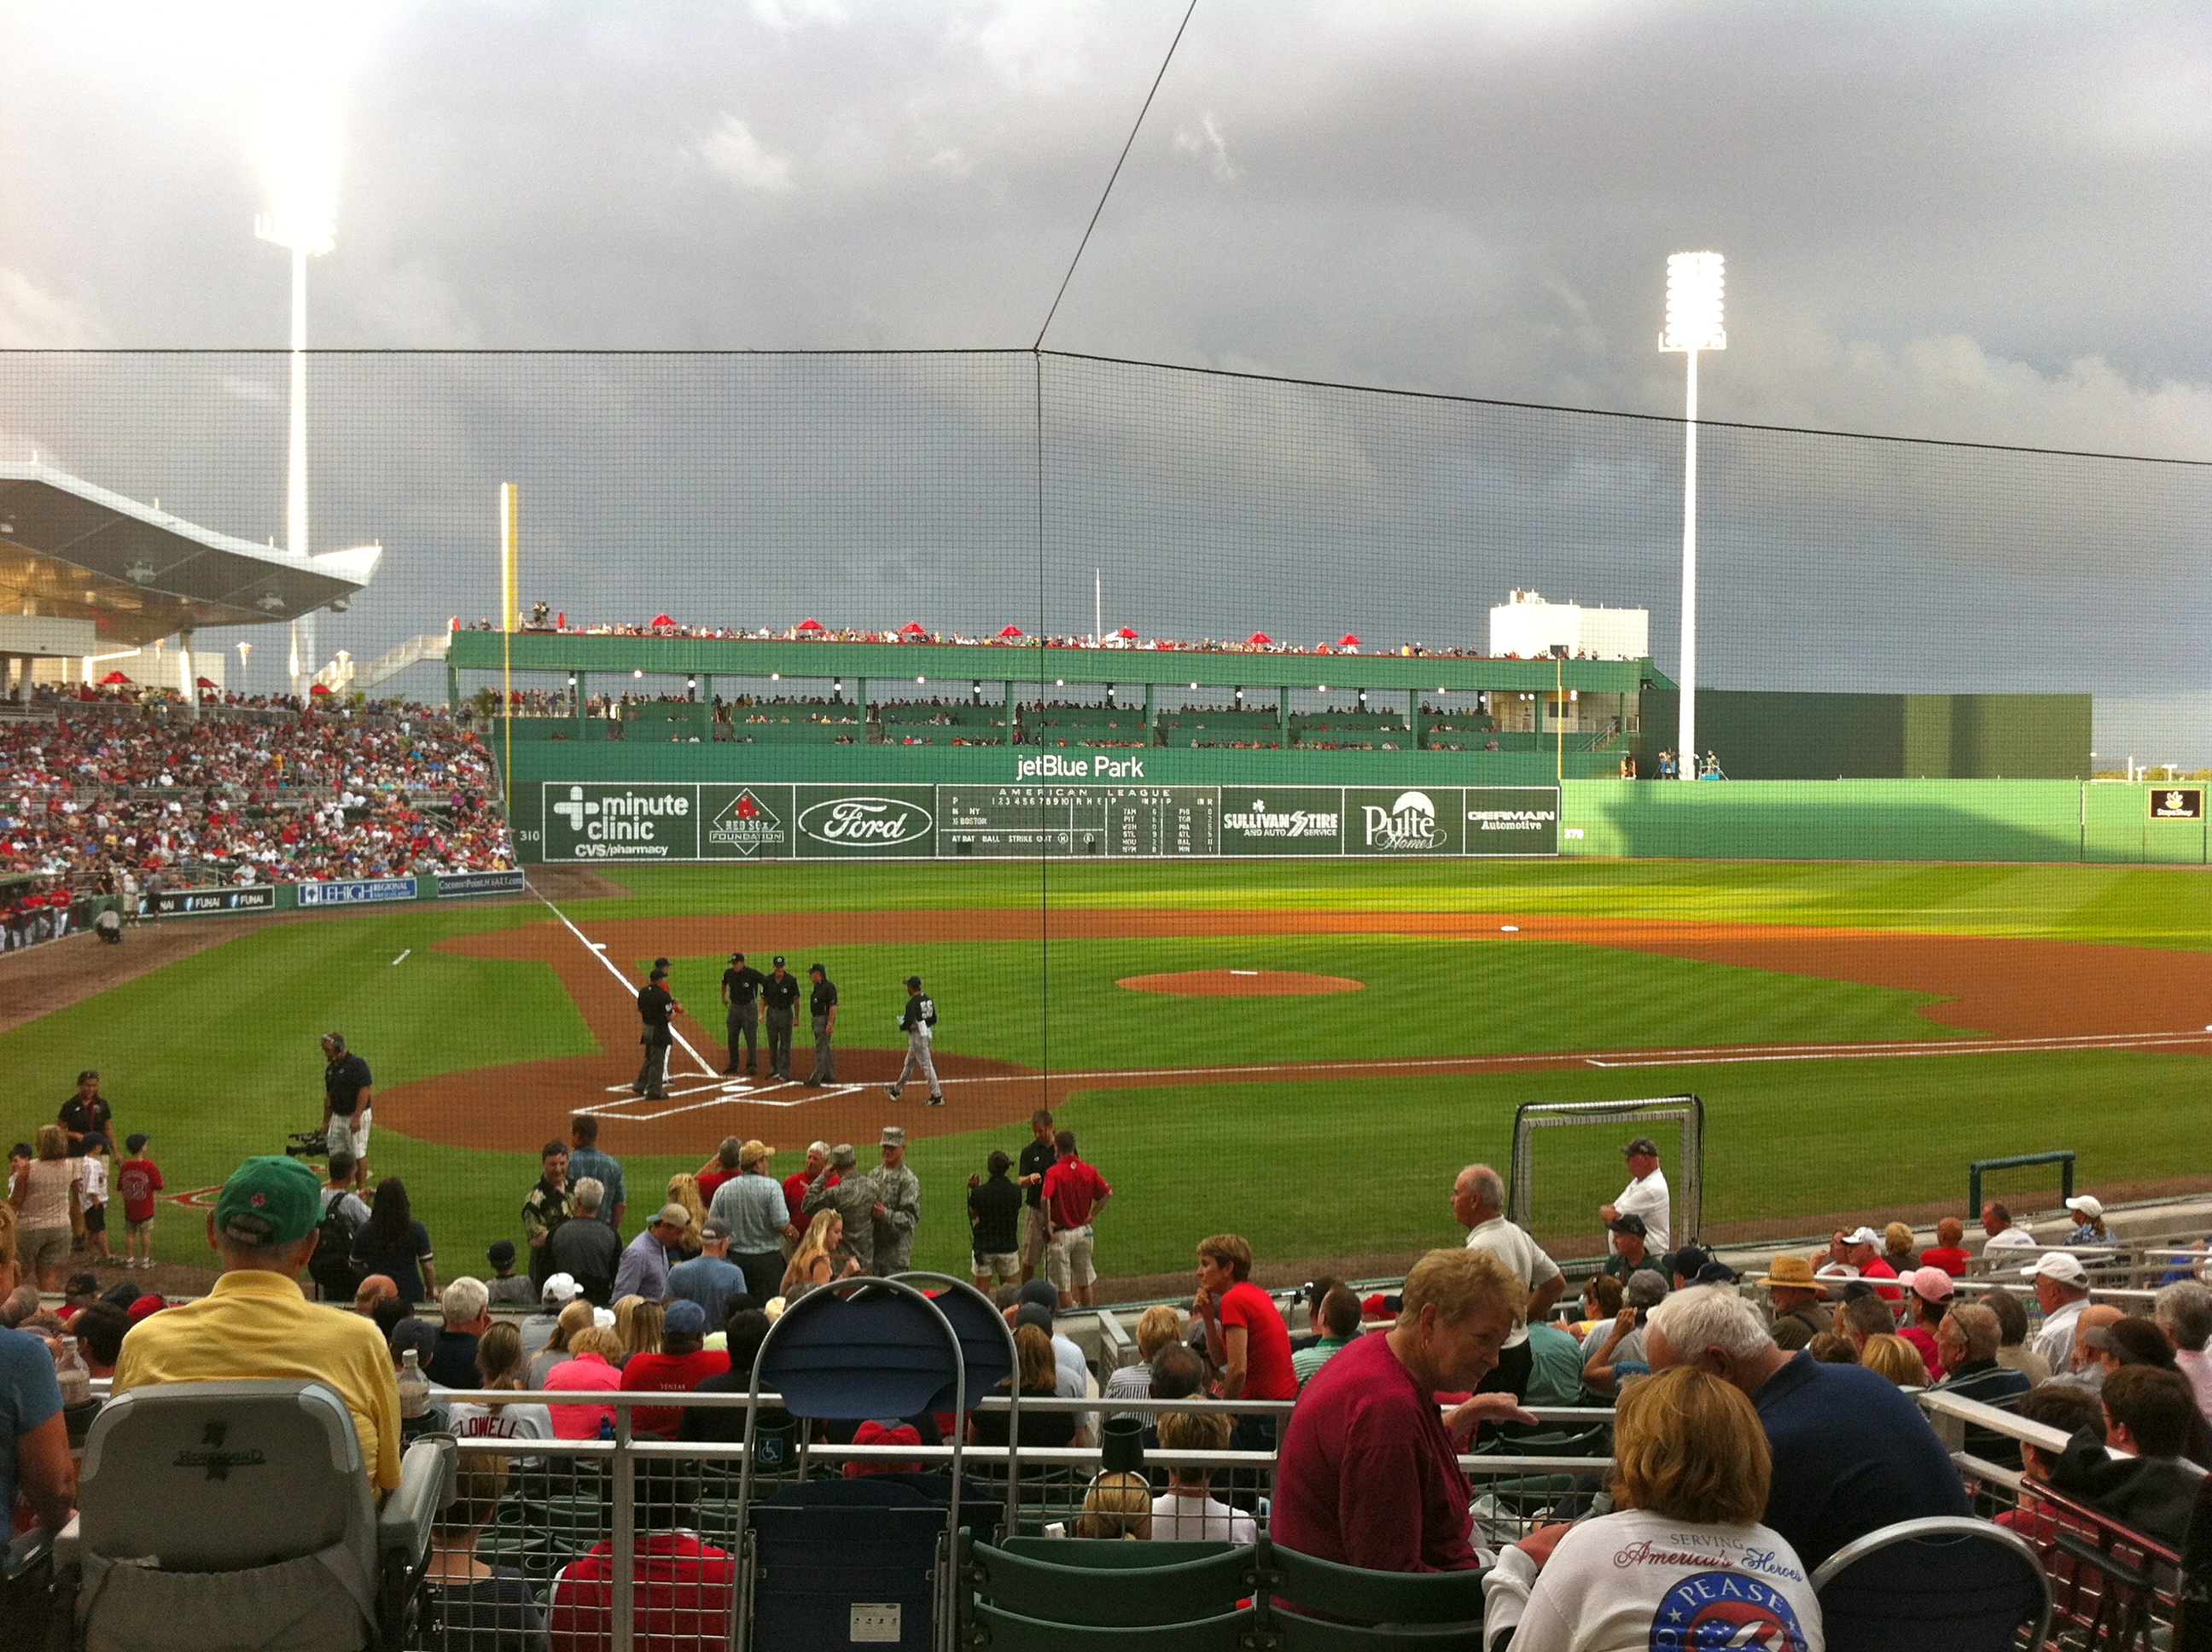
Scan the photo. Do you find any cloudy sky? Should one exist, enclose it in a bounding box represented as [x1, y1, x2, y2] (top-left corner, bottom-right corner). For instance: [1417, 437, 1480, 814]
[2, 1, 2208, 751]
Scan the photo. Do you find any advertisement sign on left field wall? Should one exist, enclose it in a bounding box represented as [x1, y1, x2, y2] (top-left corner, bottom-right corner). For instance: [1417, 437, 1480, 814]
[297, 877, 420, 907]
[154, 885, 276, 916]
[437, 870, 527, 898]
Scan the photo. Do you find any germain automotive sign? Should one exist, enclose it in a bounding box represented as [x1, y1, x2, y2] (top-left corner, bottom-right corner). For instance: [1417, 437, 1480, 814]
[298, 877, 420, 907]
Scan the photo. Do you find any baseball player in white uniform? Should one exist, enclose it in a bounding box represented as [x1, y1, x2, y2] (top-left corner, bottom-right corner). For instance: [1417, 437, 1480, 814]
[886, 975, 945, 1107]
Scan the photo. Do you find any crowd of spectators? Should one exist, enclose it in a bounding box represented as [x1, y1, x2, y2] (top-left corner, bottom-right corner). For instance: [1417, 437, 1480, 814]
[0, 699, 513, 892]
[7, 1119, 2211, 1649]
[484, 605, 1630, 661]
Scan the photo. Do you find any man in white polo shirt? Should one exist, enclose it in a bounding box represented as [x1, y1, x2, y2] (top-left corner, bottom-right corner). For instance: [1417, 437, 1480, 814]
[1599, 1136, 1671, 1253]
[1452, 1163, 1565, 1399]
[2026, 1250, 2093, 1373]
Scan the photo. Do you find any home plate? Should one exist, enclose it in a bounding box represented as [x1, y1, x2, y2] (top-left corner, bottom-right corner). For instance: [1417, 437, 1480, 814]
[1501, 925, 1519, 933]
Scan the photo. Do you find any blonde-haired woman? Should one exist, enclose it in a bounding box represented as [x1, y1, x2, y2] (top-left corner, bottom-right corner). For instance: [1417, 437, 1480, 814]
[1483, 1366, 1823, 1650]
[527, 1298, 596, 1388]
[1858, 1333, 1929, 1391]
[1074, 1471, 1152, 1539]
[665, 1172, 707, 1259]
[1103, 1304, 1185, 1416]
[9, 1126, 81, 1291]
[782, 1211, 858, 1295]
[615, 1297, 664, 1364]
[542, 1326, 625, 1440]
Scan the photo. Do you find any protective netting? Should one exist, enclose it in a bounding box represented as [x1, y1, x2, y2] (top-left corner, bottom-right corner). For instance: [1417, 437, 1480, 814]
[2, 346, 2208, 1295]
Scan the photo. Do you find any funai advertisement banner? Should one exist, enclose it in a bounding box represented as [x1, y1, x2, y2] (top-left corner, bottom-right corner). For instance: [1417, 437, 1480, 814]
[536, 782, 1555, 861]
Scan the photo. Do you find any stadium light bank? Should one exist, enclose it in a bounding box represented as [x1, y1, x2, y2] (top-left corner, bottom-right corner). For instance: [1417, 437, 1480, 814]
[255, 166, 337, 699]
[1659, 250, 1725, 777]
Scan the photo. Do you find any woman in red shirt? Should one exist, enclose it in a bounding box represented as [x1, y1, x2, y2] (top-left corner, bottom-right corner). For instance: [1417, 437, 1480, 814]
[1194, 1233, 1297, 1457]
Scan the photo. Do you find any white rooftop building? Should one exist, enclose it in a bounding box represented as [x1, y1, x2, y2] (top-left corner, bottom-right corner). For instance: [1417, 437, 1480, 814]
[1487, 590, 1649, 660]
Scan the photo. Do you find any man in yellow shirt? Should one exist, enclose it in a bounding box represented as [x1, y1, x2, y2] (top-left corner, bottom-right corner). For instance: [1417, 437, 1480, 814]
[113, 1155, 402, 1492]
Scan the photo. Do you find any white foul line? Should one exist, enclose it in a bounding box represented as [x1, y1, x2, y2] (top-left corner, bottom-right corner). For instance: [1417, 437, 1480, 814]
[391, 949, 410, 965]
[522, 872, 719, 1079]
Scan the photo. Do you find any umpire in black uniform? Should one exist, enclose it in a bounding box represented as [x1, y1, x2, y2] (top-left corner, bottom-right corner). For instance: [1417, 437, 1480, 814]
[720, 951, 766, 1075]
[804, 963, 840, 1085]
[635, 964, 678, 1099]
[761, 956, 800, 1082]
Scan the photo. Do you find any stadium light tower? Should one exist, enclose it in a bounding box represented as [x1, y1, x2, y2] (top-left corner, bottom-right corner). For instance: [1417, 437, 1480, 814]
[257, 190, 335, 699]
[1659, 251, 1725, 777]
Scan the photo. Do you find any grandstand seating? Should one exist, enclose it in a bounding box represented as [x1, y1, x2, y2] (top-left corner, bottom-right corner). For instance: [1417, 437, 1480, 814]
[1159, 709, 1286, 748]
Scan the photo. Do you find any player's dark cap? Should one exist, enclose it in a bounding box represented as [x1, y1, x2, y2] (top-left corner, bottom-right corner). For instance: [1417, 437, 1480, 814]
[905, 975, 923, 989]
[125, 1132, 150, 1153]
[772, 954, 786, 967]
[807, 963, 826, 976]
[655, 956, 669, 968]
[649, 964, 668, 980]
[1607, 1213, 1649, 1238]
[1621, 1136, 1661, 1158]
[730, 951, 744, 961]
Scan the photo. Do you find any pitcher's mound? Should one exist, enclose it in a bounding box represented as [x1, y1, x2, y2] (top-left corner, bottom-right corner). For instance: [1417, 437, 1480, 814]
[1118, 969, 1365, 997]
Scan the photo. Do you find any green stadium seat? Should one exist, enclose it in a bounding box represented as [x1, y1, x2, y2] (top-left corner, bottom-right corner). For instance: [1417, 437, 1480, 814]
[966, 1601, 1257, 1652]
[963, 1535, 1249, 1626]
[1264, 1543, 1487, 1627]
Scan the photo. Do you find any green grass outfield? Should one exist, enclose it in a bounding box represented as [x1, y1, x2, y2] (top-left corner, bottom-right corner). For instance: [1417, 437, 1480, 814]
[5, 857, 2205, 1285]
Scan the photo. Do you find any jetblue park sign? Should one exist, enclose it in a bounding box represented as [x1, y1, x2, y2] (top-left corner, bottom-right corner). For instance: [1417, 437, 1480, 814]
[537, 782, 1554, 861]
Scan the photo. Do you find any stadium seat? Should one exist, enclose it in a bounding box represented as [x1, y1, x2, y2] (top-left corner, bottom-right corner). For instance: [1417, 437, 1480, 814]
[965, 1601, 1258, 1651]
[1263, 1540, 1487, 1630]
[961, 1534, 1250, 1626]
[1811, 1515, 2052, 1652]
[60, 1379, 454, 1652]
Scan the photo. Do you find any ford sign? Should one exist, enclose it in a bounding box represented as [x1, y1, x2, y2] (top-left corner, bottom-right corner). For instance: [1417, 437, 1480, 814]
[797, 794, 934, 849]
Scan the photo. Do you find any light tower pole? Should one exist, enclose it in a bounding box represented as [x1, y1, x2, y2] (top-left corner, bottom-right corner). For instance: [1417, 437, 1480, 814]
[1658, 251, 1725, 777]
[257, 202, 334, 699]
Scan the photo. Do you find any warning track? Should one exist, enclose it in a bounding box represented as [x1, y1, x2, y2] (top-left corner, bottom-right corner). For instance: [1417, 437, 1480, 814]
[370, 906, 2212, 1155]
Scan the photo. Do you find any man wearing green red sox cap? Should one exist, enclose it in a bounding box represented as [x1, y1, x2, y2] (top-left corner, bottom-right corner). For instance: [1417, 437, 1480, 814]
[109, 1155, 403, 1492]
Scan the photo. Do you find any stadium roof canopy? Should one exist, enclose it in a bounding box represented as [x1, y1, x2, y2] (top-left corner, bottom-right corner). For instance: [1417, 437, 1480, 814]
[0, 459, 381, 648]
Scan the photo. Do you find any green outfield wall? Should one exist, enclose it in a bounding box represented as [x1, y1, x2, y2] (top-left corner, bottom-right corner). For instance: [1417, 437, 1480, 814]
[496, 736, 2205, 865]
[1558, 779, 2206, 864]
[1634, 690, 2092, 780]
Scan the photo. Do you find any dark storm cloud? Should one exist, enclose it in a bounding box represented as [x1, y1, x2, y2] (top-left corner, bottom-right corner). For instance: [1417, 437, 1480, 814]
[0, 3, 2206, 745]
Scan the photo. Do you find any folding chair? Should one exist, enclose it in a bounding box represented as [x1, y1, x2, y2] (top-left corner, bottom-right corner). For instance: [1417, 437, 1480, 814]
[1811, 1515, 2052, 1652]
[58, 1379, 453, 1652]
[735, 1277, 1009, 1652]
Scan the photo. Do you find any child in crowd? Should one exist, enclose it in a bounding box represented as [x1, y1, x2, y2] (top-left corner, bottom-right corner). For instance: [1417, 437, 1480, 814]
[1150, 1411, 1258, 1542]
[116, 1133, 165, 1271]
[80, 1137, 114, 1265]
[485, 1238, 535, 1306]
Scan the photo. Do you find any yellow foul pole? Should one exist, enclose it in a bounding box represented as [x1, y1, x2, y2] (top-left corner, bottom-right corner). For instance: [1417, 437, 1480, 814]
[500, 483, 519, 818]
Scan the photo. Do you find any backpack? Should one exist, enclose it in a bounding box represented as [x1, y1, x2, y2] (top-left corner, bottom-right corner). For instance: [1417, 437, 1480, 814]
[309, 1188, 364, 1299]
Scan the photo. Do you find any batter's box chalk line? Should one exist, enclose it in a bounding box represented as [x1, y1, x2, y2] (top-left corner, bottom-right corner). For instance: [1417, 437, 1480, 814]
[584, 1079, 869, 1120]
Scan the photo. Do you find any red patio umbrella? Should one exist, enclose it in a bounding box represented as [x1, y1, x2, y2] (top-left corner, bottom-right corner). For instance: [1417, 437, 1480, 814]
[996, 625, 1025, 638]
[1246, 631, 1273, 646]
[796, 617, 826, 631]
[899, 621, 927, 636]
[1115, 626, 1138, 639]
[649, 613, 675, 627]
[309, 683, 334, 696]
[1336, 633, 1361, 649]
[99, 670, 131, 684]
[195, 677, 218, 688]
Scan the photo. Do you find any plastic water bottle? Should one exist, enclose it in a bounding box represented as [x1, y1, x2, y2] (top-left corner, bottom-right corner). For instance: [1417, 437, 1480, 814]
[598, 1416, 615, 1441]
[55, 1335, 91, 1407]
[397, 1347, 430, 1419]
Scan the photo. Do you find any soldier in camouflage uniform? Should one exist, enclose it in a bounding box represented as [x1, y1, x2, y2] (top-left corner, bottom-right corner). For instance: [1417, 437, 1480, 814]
[803, 1143, 879, 1274]
[871, 1126, 923, 1276]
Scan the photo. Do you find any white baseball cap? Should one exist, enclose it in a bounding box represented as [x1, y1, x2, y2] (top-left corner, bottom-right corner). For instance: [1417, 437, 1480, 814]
[2020, 1251, 2088, 1284]
[1842, 1226, 1883, 1248]
[1814, 1262, 1860, 1281]
[2064, 1195, 2104, 1221]
[543, 1272, 581, 1305]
